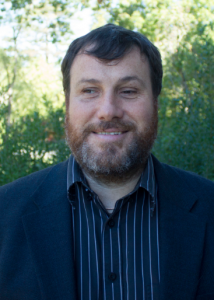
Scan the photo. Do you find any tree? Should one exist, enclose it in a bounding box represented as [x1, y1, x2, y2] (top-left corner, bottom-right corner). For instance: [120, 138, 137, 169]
[1, 0, 214, 185]
[0, 0, 85, 185]
[92, 0, 214, 180]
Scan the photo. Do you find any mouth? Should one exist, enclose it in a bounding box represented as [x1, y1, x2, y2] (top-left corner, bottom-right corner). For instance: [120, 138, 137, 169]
[90, 130, 129, 142]
[94, 131, 124, 135]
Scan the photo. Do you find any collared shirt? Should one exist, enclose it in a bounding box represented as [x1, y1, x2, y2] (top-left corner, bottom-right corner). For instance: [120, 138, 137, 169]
[67, 154, 160, 300]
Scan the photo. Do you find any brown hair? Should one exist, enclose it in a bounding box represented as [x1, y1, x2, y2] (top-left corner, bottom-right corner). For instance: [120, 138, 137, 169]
[61, 23, 163, 106]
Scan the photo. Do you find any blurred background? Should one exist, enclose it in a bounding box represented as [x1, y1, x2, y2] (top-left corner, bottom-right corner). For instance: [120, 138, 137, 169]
[0, 0, 213, 185]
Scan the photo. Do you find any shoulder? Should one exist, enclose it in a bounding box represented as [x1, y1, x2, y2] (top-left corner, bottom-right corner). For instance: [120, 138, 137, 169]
[160, 160, 214, 191]
[152, 154, 214, 190]
[0, 160, 68, 209]
[152, 154, 214, 221]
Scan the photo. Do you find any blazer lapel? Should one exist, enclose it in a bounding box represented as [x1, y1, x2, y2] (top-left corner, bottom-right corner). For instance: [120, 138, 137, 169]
[22, 162, 77, 300]
[159, 201, 206, 300]
[153, 156, 206, 300]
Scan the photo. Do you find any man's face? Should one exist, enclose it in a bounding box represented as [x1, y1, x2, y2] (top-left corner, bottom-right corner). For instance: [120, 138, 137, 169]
[66, 47, 158, 183]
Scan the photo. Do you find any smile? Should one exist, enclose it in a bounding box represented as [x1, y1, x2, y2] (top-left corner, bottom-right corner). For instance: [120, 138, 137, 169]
[96, 132, 123, 135]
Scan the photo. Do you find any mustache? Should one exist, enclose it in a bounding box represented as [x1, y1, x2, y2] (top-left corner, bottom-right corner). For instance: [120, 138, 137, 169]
[83, 120, 136, 133]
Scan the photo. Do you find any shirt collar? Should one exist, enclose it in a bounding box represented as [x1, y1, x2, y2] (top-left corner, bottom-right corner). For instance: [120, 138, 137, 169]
[67, 154, 87, 191]
[67, 153, 156, 198]
[139, 154, 156, 198]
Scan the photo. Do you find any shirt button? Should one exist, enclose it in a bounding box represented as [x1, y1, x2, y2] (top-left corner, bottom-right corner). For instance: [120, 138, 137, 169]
[87, 192, 93, 201]
[108, 272, 117, 282]
[108, 219, 115, 228]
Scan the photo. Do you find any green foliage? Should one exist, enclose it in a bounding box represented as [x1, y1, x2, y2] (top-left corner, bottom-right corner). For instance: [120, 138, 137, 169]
[0, 0, 214, 185]
[154, 21, 214, 180]
[0, 105, 70, 186]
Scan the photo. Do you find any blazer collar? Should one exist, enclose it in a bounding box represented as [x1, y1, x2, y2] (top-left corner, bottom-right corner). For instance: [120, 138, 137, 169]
[22, 161, 78, 300]
[152, 155, 206, 299]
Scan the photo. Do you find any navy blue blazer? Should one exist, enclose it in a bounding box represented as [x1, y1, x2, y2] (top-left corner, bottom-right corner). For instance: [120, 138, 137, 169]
[0, 155, 214, 300]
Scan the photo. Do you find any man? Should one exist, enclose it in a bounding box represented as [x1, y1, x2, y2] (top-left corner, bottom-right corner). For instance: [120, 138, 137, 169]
[0, 24, 214, 300]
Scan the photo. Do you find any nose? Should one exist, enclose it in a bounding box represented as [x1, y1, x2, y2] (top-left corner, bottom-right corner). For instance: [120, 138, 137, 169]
[96, 91, 124, 121]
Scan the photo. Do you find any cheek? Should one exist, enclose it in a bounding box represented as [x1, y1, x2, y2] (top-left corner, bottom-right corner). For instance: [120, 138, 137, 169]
[128, 103, 154, 126]
[68, 102, 96, 128]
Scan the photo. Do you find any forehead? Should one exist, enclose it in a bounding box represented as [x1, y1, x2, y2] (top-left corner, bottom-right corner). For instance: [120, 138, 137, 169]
[69, 47, 150, 83]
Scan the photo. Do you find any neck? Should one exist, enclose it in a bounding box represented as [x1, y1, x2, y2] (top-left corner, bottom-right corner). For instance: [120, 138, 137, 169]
[83, 169, 143, 213]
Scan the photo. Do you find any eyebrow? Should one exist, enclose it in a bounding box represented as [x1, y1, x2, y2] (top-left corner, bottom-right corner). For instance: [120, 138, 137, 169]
[117, 76, 145, 86]
[77, 76, 145, 86]
[77, 78, 101, 85]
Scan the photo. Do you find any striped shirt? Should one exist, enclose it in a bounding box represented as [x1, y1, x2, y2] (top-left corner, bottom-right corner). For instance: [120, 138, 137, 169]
[67, 154, 160, 300]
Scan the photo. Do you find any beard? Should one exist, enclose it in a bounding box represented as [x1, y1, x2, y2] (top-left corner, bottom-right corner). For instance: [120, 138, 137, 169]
[65, 109, 158, 184]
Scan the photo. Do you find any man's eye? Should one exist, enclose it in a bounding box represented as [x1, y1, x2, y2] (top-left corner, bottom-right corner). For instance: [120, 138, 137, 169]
[123, 90, 136, 94]
[121, 89, 137, 97]
[83, 89, 96, 94]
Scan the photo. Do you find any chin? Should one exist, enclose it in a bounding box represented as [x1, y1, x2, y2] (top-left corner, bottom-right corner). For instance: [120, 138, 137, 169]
[70, 135, 152, 184]
[65, 109, 158, 183]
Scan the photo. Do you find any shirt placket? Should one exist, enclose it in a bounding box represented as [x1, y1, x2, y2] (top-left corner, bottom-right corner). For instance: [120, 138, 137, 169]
[100, 210, 120, 300]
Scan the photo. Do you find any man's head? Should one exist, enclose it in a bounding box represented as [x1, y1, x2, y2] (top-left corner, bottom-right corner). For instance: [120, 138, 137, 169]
[61, 24, 162, 184]
[61, 24, 162, 107]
